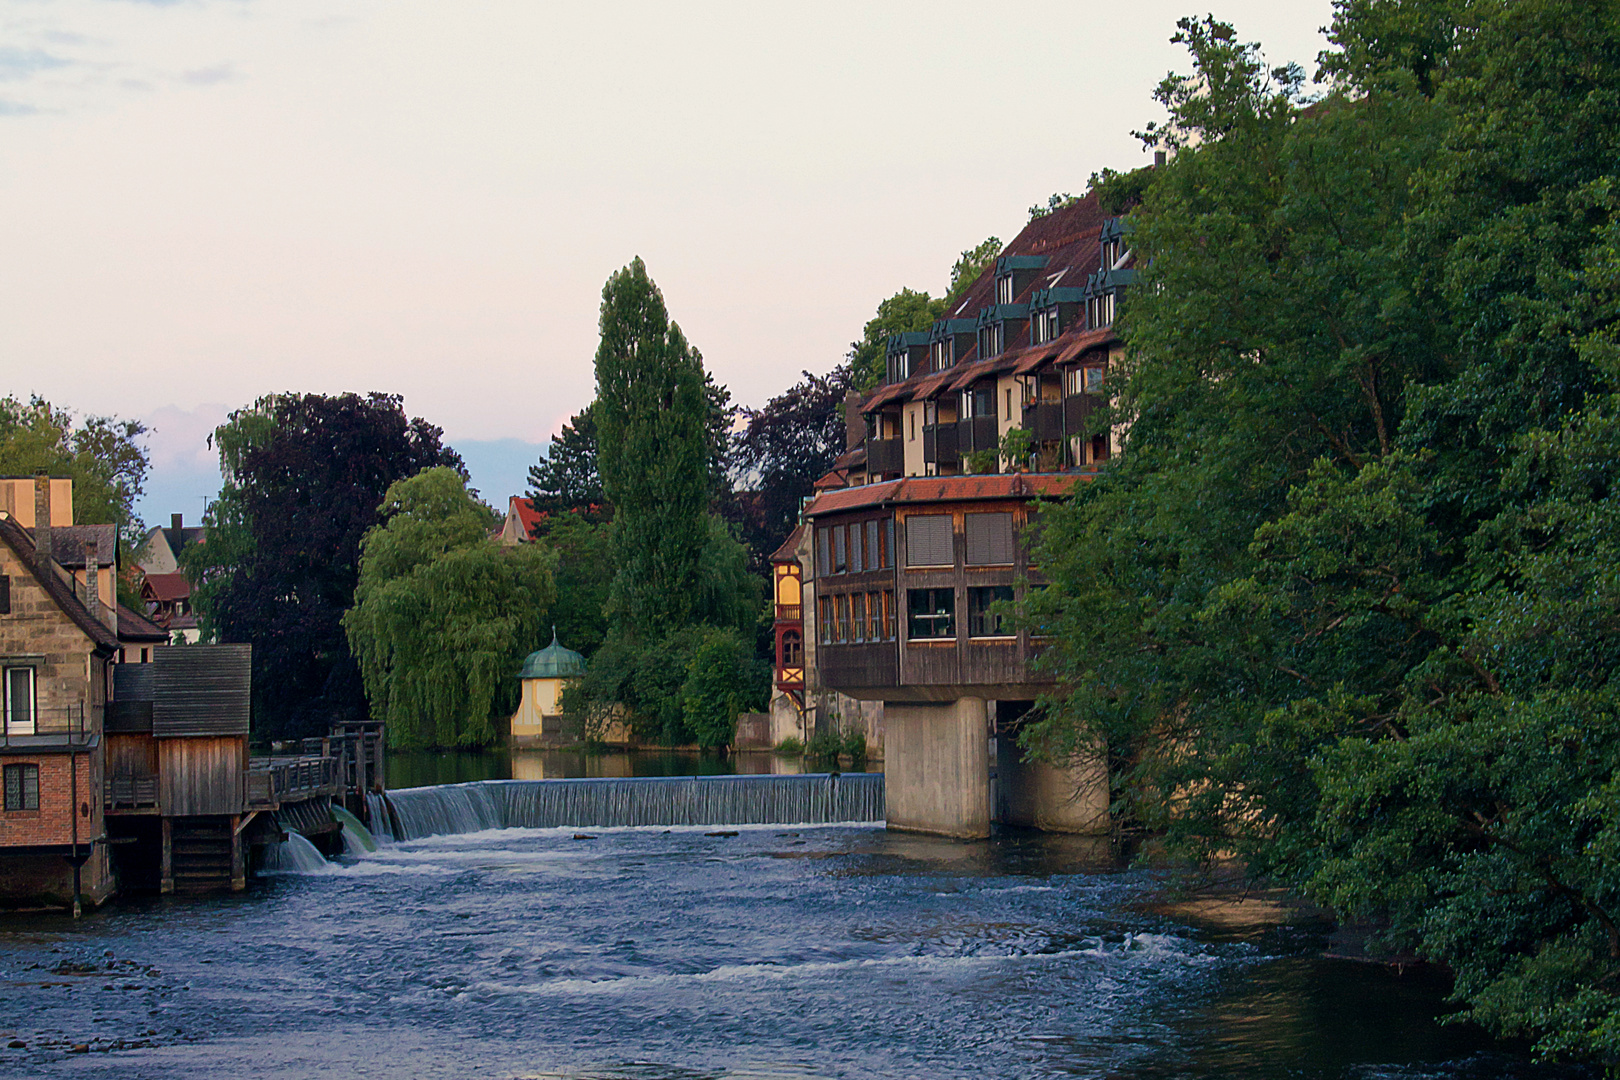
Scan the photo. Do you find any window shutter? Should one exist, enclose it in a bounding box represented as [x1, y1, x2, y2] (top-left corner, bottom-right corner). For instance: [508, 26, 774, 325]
[817, 530, 830, 577]
[965, 513, 1014, 565]
[906, 515, 954, 567]
[866, 521, 879, 570]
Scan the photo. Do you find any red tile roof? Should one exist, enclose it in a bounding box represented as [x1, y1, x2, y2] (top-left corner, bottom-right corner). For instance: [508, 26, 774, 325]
[117, 603, 170, 643]
[141, 572, 191, 602]
[0, 516, 120, 650]
[804, 473, 1083, 516]
[508, 496, 545, 538]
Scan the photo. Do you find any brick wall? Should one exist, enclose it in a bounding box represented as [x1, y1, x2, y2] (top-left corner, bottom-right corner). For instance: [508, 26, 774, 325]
[0, 753, 101, 847]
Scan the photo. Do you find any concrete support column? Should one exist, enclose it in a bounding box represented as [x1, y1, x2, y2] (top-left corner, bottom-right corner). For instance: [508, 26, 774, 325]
[229, 815, 245, 891]
[883, 697, 990, 839]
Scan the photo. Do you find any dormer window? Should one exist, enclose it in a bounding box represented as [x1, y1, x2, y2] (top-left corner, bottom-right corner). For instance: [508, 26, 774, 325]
[932, 339, 952, 369]
[1033, 308, 1060, 345]
[996, 275, 1014, 305]
[1087, 291, 1115, 329]
[978, 322, 1005, 358]
[1101, 238, 1123, 271]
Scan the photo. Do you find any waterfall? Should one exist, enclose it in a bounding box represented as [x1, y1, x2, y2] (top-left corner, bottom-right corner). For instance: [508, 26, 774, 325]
[332, 804, 378, 854]
[364, 791, 395, 842]
[262, 832, 332, 873]
[383, 773, 885, 841]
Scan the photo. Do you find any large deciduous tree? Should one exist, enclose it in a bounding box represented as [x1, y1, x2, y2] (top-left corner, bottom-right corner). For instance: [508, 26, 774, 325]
[185, 392, 462, 739]
[0, 395, 148, 534]
[344, 467, 556, 749]
[1027, 0, 1620, 1062]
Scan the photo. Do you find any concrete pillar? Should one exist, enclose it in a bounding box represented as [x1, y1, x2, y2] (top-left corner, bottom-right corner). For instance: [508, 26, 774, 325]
[229, 816, 245, 891]
[883, 698, 990, 839]
[996, 737, 1111, 834]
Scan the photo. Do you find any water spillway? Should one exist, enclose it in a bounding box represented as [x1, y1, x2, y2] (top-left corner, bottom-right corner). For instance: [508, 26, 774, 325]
[367, 773, 884, 841]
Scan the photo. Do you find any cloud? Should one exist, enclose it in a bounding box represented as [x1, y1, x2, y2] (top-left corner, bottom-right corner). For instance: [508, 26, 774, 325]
[0, 46, 69, 83]
[180, 63, 237, 86]
[0, 99, 39, 116]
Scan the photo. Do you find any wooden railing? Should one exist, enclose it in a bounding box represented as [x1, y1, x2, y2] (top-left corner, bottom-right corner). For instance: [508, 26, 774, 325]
[775, 604, 802, 622]
[104, 775, 158, 810]
[245, 755, 342, 808]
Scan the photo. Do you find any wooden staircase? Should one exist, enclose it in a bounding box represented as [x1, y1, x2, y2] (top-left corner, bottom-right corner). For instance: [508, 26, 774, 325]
[168, 818, 237, 892]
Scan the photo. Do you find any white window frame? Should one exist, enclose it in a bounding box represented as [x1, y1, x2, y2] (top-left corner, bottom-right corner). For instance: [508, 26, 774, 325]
[4, 665, 36, 737]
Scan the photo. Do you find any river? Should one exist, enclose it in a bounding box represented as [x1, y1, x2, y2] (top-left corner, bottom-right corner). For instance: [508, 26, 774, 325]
[0, 765, 1590, 1078]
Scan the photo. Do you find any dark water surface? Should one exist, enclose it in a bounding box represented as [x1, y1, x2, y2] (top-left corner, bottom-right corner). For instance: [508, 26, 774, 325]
[0, 824, 1580, 1079]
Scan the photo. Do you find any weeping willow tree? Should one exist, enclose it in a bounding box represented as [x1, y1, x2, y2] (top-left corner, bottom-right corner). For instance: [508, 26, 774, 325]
[345, 466, 557, 748]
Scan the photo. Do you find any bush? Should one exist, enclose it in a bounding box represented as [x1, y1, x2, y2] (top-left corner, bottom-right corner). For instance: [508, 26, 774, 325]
[806, 723, 843, 766]
[841, 725, 868, 769]
[774, 736, 803, 756]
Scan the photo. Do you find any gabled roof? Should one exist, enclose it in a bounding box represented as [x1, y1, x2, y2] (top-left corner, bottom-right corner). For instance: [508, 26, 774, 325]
[507, 496, 546, 539]
[53, 524, 116, 568]
[163, 524, 206, 560]
[141, 572, 192, 602]
[0, 516, 120, 650]
[117, 603, 170, 643]
[769, 524, 806, 565]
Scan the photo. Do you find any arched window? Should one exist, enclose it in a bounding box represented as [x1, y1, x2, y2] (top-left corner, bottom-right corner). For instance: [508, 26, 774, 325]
[780, 629, 803, 668]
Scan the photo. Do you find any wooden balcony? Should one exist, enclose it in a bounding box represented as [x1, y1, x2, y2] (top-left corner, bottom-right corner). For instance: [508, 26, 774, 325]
[1022, 402, 1063, 441]
[957, 416, 999, 455]
[923, 424, 959, 467]
[104, 774, 158, 811]
[775, 603, 802, 622]
[1064, 393, 1104, 434]
[245, 755, 342, 809]
[867, 437, 904, 475]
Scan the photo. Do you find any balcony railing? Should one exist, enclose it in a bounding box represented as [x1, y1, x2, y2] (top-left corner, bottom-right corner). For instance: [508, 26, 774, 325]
[246, 755, 342, 808]
[867, 437, 903, 475]
[922, 423, 959, 466]
[104, 774, 158, 810]
[1, 704, 97, 749]
[1064, 393, 1104, 435]
[1022, 402, 1064, 441]
[775, 604, 802, 622]
[957, 416, 1000, 455]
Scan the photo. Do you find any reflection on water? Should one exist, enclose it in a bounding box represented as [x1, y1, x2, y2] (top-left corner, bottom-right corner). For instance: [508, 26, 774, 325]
[388, 748, 819, 788]
[0, 826, 1586, 1079]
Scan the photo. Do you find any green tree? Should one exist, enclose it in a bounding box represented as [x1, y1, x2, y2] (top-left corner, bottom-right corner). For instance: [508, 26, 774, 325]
[0, 395, 148, 535]
[541, 510, 613, 656]
[183, 393, 462, 739]
[594, 257, 714, 638]
[344, 467, 557, 749]
[681, 626, 768, 749]
[525, 404, 606, 525]
[1027, 0, 1620, 1062]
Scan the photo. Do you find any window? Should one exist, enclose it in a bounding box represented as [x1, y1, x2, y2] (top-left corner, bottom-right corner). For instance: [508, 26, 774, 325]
[1006, 387, 1013, 417]
[866, 520, 880, 570]
[980, 322, 1005, 358]
[1032, 308, 1060, 345]
[818, 597, 833, 644]
[1085, 366, 1105, 393]
[850, 593, 867, 642]
[910, 412, 916, 441]
[833, 527, 847, 574]
[1087, 291, 1115, 328]
[837, 595, 851, 643]
[885, 520, 895, 568]
[965, 513, 1015, 566]
[780, 629, 803, 668]
[905, 515, 954, 567]
[968, 586, 1015, 637]
[4, 666, 35, 736]
[882, 590, 897, 639]
[867, 592, 881, 641]
[0, 575, 9, 615]
[850, 524, 863, 573]
[908, 588, 956, 640]
[997, 274, 1013, 304]
[1101, 238, 1122, 270]
[3, 764, 39, 811]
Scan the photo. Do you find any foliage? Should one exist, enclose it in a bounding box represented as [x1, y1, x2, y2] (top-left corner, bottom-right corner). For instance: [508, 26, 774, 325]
[805, 722, 843, 766]
[681, 626, 765, 749]
[184, 393, 462, 739]
[841, 725, 868, 769]
[1088, 167, 1155, 215]
[525, 404, 607, 526]
[998, 427, 1035, 472]
[964, 448, 999, 475]
[539, 510, 613, 657]
[0, 395, 148, 539]
[1025, 1, 1620, 1063]
[946, 237, 1002, 307]
[728, 364, 855, 565]
[774, 736, 804, 756]
[344, 467, 555, 749]
[593, 257, 714, 638]
[847, 289, 945, 392]
[1028, 192, 1080, 221]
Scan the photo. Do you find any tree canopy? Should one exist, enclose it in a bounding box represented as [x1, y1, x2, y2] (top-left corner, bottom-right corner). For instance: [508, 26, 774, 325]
[184, 392, 462, 739]
[1025, 0, 1620, 1063]
[0, 395, 148, 534]
[344, 467, 556, 749]
[525, 404, 607, 527]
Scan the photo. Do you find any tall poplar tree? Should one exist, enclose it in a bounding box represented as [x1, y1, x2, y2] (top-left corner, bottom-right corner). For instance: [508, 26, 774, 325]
[593, 258, 713, 638]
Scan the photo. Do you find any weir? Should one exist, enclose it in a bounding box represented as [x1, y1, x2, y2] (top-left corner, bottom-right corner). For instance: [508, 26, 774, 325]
[367, 773, 885, 841]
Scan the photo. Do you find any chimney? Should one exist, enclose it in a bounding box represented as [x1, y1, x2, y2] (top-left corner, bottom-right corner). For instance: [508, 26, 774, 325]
[1154, 150, 1167, 168]
[33, 472, 52, 570]
[171, 512, 183, 533]
[844, 391, 863, 452]
[83, 538, 100, 624]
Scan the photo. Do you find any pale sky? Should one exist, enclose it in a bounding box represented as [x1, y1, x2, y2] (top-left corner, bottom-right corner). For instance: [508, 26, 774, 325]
[0, 0, 1335, 521]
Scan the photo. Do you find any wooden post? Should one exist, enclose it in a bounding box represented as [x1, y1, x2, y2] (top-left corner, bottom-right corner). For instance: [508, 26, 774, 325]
[229, 815, 245, 891]
[160, 817, 173, 894]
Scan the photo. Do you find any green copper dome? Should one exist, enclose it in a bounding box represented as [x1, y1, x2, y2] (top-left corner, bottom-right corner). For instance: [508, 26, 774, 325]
[518, 628, 586, 680]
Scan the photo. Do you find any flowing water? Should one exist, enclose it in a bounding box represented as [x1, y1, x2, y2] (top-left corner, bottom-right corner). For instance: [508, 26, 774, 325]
[0, 819, 1586, 1079]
